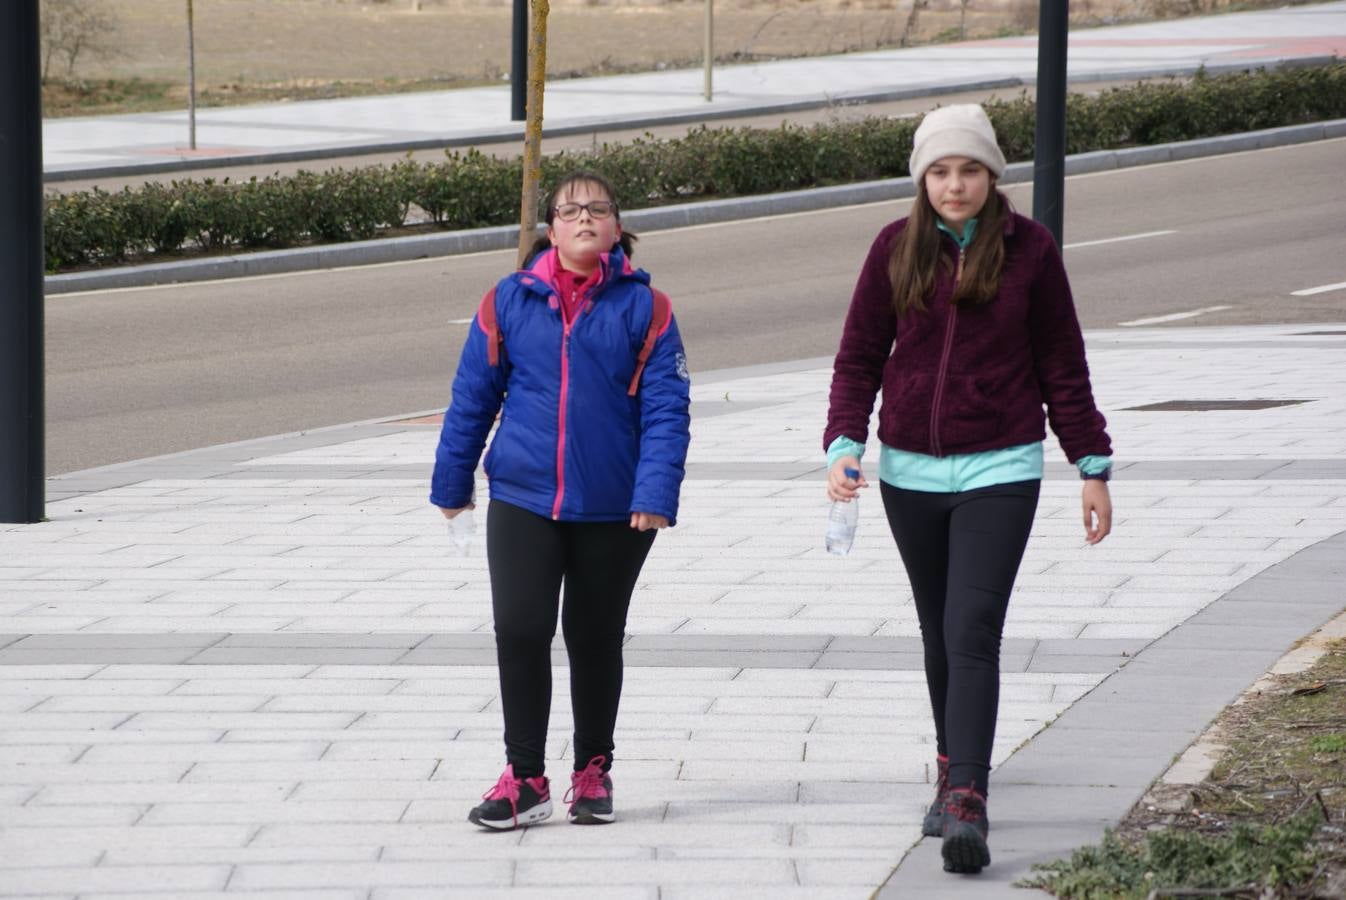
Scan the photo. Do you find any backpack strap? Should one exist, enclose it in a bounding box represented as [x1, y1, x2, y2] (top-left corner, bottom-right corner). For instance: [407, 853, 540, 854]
[476, 286, 503, 368]
[627, 287, 672, 397]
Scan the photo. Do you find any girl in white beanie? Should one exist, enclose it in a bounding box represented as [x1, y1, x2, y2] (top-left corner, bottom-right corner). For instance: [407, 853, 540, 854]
[824, 104, 1114, 875]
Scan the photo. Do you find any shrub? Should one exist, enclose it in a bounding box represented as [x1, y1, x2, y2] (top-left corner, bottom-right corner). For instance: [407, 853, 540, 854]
[43, 61, 1346, 273]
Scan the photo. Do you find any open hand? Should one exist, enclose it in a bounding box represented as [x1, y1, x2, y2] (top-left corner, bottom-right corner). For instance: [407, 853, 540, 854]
[1082, 480, 1112, 545]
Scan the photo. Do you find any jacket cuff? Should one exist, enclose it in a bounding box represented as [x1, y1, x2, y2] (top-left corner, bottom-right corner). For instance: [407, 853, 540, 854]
[827, 435, 866, 470]
[1075, 454, 1112, 477]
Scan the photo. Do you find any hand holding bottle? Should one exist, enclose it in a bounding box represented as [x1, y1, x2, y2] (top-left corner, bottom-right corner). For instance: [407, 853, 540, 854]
[825, 461, 866, 557]
[826, 457, 867, 501]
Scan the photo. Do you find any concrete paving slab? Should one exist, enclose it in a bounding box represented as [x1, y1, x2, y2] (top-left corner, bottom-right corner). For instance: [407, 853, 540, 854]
[8, 321, 1346, 898]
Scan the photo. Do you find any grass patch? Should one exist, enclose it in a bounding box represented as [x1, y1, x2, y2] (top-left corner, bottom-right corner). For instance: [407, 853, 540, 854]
[1021, 638, 1346, 899]
[41, 75, 505, 119]
[42, 78, 176, 118]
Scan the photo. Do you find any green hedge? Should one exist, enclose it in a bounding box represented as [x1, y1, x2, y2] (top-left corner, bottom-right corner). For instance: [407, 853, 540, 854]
[45, 61, 1346, 272]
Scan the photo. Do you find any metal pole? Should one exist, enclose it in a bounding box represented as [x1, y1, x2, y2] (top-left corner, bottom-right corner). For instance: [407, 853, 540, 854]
[704, 0, 713, 102]
[187, 0, 197, 149]
[0, 0, 46, 524]
[511, 0, 527, 121]
[1033, 0, 1068, 247]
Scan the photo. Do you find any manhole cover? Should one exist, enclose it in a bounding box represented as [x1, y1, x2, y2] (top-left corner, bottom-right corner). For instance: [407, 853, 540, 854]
[1124, 400, 1310, 412]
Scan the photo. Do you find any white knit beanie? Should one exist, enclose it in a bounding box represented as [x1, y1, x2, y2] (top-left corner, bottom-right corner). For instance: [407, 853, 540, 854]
[908, 104, 1007, 183]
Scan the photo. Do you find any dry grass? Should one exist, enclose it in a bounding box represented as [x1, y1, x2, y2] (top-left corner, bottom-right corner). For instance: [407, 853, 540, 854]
[44, 0, 1299, 116]
[1110, 639, 1346, 898]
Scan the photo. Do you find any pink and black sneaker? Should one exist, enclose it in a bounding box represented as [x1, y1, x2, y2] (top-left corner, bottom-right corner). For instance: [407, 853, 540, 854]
[564, 755, 614, 825]
[941, 787, 991, 874]
[468, 764, 552, 831]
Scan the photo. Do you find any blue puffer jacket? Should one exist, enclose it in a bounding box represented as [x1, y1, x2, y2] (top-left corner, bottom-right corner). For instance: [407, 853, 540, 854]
[430, 246, 692, 524]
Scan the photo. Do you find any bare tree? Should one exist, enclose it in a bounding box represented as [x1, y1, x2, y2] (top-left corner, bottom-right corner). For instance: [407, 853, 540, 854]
[900, 0, 929, 48]
[517, 0, 551, 268]
[40, 0, 120, 83]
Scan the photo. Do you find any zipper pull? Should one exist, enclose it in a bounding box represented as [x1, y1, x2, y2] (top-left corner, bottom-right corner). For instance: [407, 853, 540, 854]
[955, 248, 966, 286]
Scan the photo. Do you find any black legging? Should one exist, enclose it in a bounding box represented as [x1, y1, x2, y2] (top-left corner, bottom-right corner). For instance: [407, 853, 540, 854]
[880, 479, 1040, 796]
[486, 499, 656, 779]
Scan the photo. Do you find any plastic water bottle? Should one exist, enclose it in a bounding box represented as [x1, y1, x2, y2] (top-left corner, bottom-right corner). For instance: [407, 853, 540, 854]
[825, 468, 861, 557]
[446, 508, 475, 556]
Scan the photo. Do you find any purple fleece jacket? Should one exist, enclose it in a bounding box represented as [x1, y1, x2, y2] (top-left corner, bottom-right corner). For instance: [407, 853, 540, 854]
[825, 210, 1111, 462]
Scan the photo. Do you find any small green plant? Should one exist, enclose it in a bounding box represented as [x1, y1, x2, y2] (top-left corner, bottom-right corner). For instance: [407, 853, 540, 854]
[1020, 814, 1323, 899]
[1308, 733, 1346, 754]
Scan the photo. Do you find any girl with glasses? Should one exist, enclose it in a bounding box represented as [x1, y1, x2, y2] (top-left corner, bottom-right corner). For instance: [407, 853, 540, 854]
[431, 171, 691, 831]
[824, 105, 1114, 875]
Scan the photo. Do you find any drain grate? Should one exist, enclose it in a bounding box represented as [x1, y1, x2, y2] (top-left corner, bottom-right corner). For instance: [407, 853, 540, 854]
[1293, 330, 1346, 336]
[1124, 399, 1311, 412]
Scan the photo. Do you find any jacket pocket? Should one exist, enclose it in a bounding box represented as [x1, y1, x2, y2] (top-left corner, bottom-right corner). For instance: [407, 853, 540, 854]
[939, 374, 1004, 441]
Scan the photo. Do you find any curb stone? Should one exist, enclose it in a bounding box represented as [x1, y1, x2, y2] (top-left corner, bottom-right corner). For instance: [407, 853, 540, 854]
[42, 54, 1339, 185]
[44, 118, 1346, 296]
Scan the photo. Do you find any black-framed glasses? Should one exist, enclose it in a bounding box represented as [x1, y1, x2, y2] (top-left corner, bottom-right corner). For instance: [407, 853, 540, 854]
[553, 201, 616, 222]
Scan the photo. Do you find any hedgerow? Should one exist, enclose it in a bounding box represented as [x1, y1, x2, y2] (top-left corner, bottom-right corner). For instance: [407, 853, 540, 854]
[45, 61, 1346, 272]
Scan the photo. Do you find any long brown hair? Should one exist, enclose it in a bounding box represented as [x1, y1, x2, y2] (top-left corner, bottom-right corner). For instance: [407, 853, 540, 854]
[888, 180, 1011, 317]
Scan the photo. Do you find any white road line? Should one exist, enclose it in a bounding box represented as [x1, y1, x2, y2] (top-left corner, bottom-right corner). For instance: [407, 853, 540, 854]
[1064, 230, 1176, 250]
[1291, 281, 1346, 297]
[1118, 305, 1232, 327]
[447, 317, 474, 325]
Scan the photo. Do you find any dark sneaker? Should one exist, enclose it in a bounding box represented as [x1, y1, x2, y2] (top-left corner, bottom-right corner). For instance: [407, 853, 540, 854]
[941, 787, 991, 874]
[468, 764, 552, 831]
[565, 755, 614, 825]
[921, 754, 950, 837]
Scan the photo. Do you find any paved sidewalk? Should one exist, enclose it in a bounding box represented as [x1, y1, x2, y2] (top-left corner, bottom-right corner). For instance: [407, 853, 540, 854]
[2, 323, 1345, 897]
[44, 2, 1346, 180]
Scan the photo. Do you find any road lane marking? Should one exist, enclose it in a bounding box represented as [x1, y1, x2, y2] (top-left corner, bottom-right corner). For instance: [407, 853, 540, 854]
[1291, 281, 1346, 297]
[1064, 229, 1176, 250]
[448, 317, 474, 325]
[1118, 305, 1232, 327]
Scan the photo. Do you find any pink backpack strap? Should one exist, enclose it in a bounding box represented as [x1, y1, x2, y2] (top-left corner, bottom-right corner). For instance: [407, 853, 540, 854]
[476, 286, 502, 367]
[628, 287, 672, 396]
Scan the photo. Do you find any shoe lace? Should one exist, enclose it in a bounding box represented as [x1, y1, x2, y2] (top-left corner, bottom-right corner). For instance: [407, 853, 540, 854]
[483, 765, 523, 824]
[564, 756, 609, 804]
[945, 788, 986, 824]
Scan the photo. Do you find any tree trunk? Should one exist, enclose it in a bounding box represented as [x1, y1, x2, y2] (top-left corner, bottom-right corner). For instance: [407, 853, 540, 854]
[516, 0, 549, 268]
[901, 0, 927, 47]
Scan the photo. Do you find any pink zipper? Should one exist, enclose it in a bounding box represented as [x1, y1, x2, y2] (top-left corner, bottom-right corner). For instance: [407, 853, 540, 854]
[550, 263, 605, 520]
[928, 248, 965, 457]
[552, 318, 573, 520]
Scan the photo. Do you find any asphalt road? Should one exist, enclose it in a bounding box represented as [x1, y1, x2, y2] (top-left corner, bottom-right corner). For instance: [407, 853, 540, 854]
[46, 138, 1346, 475]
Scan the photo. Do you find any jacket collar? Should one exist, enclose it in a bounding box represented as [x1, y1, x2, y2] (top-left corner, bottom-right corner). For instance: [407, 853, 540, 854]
[514, 246, 649, 299]
[936, 217, 979, 249]
[933, 206, 1020, 253]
